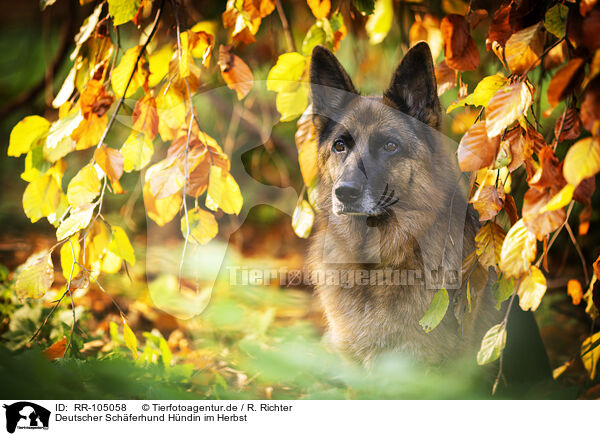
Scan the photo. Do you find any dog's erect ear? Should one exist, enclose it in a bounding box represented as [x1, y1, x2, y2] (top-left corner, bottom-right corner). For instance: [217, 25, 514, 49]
[383, 42, 441, 128]
[310, 45, 357, 128]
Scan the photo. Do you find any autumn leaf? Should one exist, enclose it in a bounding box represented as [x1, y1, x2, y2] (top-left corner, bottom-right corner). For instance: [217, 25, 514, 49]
[307, 0, 331, 19]
[67, 164, 101, 208]
[499, 219, 537, 278]
[56, 204, 95, 241]
[148, 160, 185, 199]
[409, 15, 443, 61]
[108, 0, 141, 26]
[121, 133, 154, 172]
[15, 251, 54, 300]
[581, 76, 600, 134]
[517, 266, 547, 311]
[568, 279, 583, 305]
[44, 110, 82, 162]
[143, 182, 182, 227]
[122, 317, 138, 359]
[94, 146, 124, 194]
[180, 208, 219, 245]
[132, 94, 159, 139]
[522, 187, 566, 239]
[111, 45, 146, 98]
[504, 22, 544, 76]
[22, 174, 63, 223]
[485, 81, 533, 138]
[447, 73, 507, 112]
[60, 236, 80, 280]
[470, 184, 505, 221]
[71, 114, 107, 150]
[419, 288, 449, 333]
[581, 331, 600, 379]
[219, 45, 253, 100]
[477, 323, 506, 365]
[365, 0, 393, 45]
[8, 116, 50, 157]
[43, 337, 67, 360]
[295, 107, 319, 186]
[563, 136, 600, 188]
[555, 108, 581, 142]
[148, 44, 174, 87]
[545, 3, 569, 39]
[486, 3, 512, 50]
[206, 165, 243, 215]
[475, 222, 506, 270]
[547, 58, 585, 108]
[292, 200, 315, 239]
[440, 14, 479, 71]
[435, 60, 457, 96]
[457, 121, 499, 171]
[109, 226, 136, 266]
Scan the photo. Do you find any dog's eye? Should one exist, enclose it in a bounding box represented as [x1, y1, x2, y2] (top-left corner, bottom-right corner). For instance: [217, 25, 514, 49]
[332, 139, 346, 153]
[383, 141, 398, 152]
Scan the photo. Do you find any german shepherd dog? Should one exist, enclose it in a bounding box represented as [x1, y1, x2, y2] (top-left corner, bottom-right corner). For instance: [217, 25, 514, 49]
[307, 42, 551, 375]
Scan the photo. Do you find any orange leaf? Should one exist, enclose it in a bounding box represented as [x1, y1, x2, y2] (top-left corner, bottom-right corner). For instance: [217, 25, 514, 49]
[80, 80, 113, 119]
[470, 184, 505, 221]
[504, 23, 545, 75]
[435, 60, 457, 96]
[307, 0, 330, 19]
[528, 146, 566, 190]
[457, 121, 499, 171]
[522, 187, 566, 239]
[94, 146, 124, 194]
[485, 81, 533, 138]
[547, 58, 585, 108]
[568, 279, 583, 305]
[71, 114, 107, 150]
[504, 127, 532, 172]
[132, 94, 159, 140]
[486, 3, 512, 50]
[219, 45, 253, 100]
[440, 14, 480, 71]
[581, 76, 600, 134]
[43, 337, 67, 360]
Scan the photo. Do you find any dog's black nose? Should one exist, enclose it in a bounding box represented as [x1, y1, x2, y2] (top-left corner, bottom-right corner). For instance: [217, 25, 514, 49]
[335, 182, 362, 203]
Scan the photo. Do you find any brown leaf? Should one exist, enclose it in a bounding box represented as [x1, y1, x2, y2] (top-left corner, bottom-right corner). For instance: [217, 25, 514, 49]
[503, 193, 519, 226]
[468, 9, 488, 30]
[547, 58, 586, 107]
[523, 186, 566, 239]
[525, 124, 546, 153]
[470, 184, 505, 221]
[132, 94, 159, 140]
[504, 22, 545, 75]
[555, 108, 582, 142]
[186, 153, 211, 197]
[486, 81, 533, 138]
[486, 3, 512, 50]
[219, 45, 253, 100]
[573, 176, 596, 204]
[94, 146, 124, 194]
[457, 121, 499, 171]
[43, 337, 67, 360]
[528, 146, 566, 190]
[441, 14, 480, 71]
[543, 40, 567, 70]
[435, 60, 457, 96]
[581, 76, 600, 134]
[505, 127, 532, 172]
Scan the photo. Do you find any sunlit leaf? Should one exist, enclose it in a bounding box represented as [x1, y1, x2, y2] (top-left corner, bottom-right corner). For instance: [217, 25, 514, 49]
[71, 114, 107, 150]
[277, 84, 309, 122]
[581, 331, 600, 379]
[563, 137, 600, 188]
[108, 0, 141, 26]
[148, 44, 174, 87]
[475, 222, 506, 270]
[540, 184, 574, 212]
[485, 81, 533, 138]
[22, 174, 62, 223]
[307, 0, 330, 19]
[122, 317, 139, 359]
[60, 236, 80, 280]
[143, 182, 182, 227]
[94, 146, 124, 194]
[44, 110, 83, 162]
[435, 60, 457, 96]
[409, 15, 443, 61]
[109, 226, 136, 266]
[180, 208, 219, 245]
[499, 219, 537, 278]
[132, 94, 159, 139]
[148, 160, 185, 199]
[547, 58, 585, 108]
[56, 204, 95, 241]
[504, 22, 544, 75]
[267, 52, 307, 93]
[206, 165, 243, 215]
[517, 266, 547, 311]
[43, 337, 67, 360]
[522, 187, 566, 239]
[365, 0, 393, 45]
[457, 121, 499, 171]
[419, 288, 449, 333]
[15, 250, 54, 300]
[292, 200, 315, 239]
[477, 323, 506, 365]
[8, 116, 50, 157]
[219, 45, 253, 100]
[295, 107, 319, 185]
[447, 74, 507, 112]
[121, 132, 154, 172]
[440, 14, 479, 71]
[111, 45, 145, 98]
[568, 279, 583, 305]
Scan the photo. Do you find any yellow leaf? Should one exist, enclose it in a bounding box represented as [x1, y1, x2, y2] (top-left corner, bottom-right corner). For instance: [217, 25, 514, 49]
[22, 174, 62, 223]
[477, 323, 506, 365]
[180, 208, 218, 245]
[517, 266, 547, 311]
[148, 44, 174, 88]
[67, 164, 101, 208]
[499, 219, 537, 278]
[143, 182, 182, 226]
[60, 236, 81, 280]
[276, 84, 309, 122]
[94, 146, 124, 194]
[581, 331, 600, 380]
[44, 110, 82, 162]
[563, 137, 600, 188]
[295, 107, 319, 185]
[15, 251, 54, 301]
[71, 114, 107, 150]
[292, 200, 315, 238]
[156, 84, 186, 131]
[475, 222, 506, 269]
[122, 318, 138, 359]
[307, 0, 331, 19]
[366, 0, 393, 45]
[504, 23, 545, 75]
[266, 52, 307, 93]
[8, 116, 50, 157]
[109, 226, 136, 265]
[132, 94, 159, 139]
[179, 31, 192, 78]
[206, 165, 243, 215]
[111, 45, 144, 98]
[447, 74, 507, 113]
[121, 133, 154, 172]
[540, 184, 574, 212]
[485, 81, 533, 138]
[108, 0, 141, 26]
[56, 204, 95, 241]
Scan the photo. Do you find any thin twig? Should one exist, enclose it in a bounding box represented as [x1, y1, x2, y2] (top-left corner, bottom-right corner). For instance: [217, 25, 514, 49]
[275, 0, 296, 52]
[565, 221, 590, 285]
[522, 36, 565, 77]
[492, 286, 519, 395]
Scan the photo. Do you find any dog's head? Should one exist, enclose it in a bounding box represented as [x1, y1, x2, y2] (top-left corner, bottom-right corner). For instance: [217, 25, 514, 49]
[309, 43, 452, 236]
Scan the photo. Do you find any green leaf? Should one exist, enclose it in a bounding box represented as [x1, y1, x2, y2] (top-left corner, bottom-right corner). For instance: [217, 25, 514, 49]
[365, 0, 393, 45]
[447, 74, 507, 113]
[109, 226, 136, 265]
[353, 0, 375, 15]
[419, 288, 449, 333]
[122, 318, 138, 359]
[544, 3, 568, 39]
[302, 22, 328, 56]
[477, 323, 507, 365]
[56, 204, 95, 241]
[292, 200, 315, 239]
[8, 116, 50, 157]
[108, 0, 141, 26]
[276, 84, 309, 122]
[492, 276, 514, 310]
[15, 251, 54, 300]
